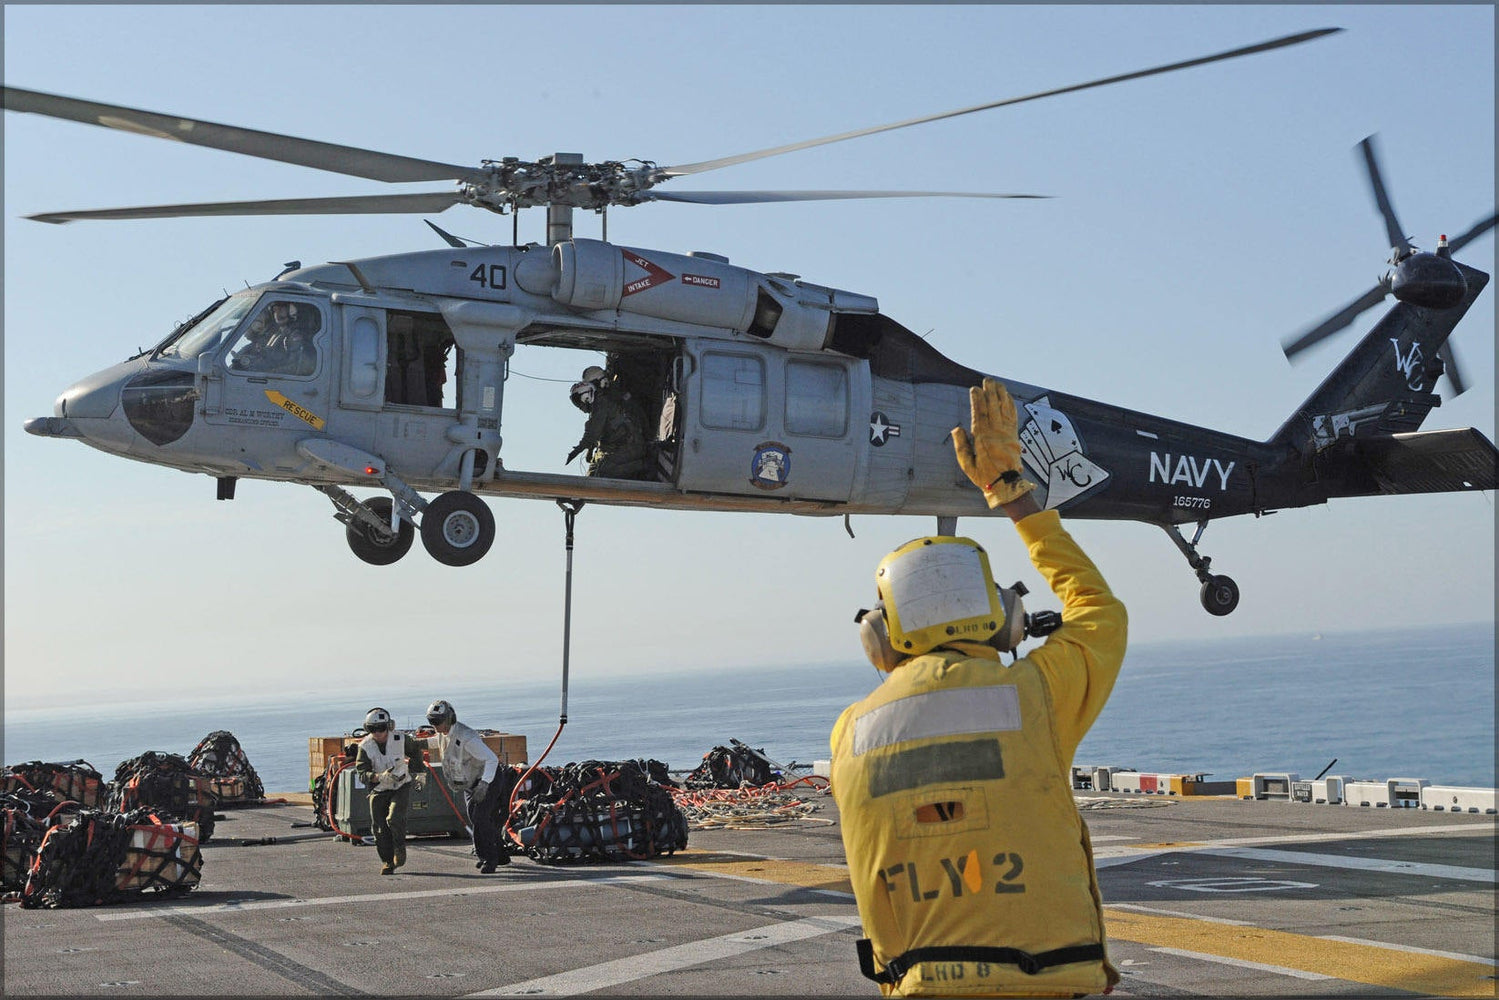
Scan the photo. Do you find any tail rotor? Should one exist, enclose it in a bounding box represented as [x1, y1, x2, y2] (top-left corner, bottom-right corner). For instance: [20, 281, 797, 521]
[1281, 136, 1496, 397]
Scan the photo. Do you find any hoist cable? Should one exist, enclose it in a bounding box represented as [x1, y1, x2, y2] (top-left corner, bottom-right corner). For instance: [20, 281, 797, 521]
[504, 500, 585, 845]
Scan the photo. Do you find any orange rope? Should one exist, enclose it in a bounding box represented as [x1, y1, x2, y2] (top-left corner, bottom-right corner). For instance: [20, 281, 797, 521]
[503, 718, 566, 849]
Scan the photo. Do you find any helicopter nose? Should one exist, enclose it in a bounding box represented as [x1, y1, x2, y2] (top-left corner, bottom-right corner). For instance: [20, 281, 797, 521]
[33, 359, 149, 452]
[55, 361, 133, 420]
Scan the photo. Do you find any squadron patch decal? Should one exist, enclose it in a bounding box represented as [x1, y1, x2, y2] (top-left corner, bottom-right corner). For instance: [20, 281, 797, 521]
[1018, 396, 1108, 509]
[264, 390, 326, 430]
[749, 441, 792, 490]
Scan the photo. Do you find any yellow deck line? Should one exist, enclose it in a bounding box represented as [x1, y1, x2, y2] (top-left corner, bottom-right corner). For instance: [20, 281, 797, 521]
[1101, 908, 1494, 997]
[653, 850, 1494, 996]
[654, 851, 853, 893]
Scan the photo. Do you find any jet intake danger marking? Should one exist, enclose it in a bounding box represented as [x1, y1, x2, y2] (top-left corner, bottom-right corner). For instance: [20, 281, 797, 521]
[621, 250, 675, 296]
[264, 390, 326, 430]
[682, 273, 721, 289]
[1148, 453, 1234, 491]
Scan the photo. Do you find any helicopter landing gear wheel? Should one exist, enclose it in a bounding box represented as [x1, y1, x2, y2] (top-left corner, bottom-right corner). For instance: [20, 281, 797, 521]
[421, 491, 495, 567]
[1199, 574, 1240, 616]
[1162, 518, 1242, 616]
[345, 496, 414, 566]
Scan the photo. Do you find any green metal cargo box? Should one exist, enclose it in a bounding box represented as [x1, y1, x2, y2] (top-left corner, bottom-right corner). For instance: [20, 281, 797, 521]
[333, 767, 469, 839]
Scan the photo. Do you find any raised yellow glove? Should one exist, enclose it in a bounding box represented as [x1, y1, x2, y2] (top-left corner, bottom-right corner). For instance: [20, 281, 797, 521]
[950, 378, 1037, 509]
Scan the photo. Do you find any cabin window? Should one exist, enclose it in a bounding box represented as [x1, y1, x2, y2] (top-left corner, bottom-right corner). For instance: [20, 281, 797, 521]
[224, 300, 322, 377]
[386, 310, 457, 408]
[786, 360, 847, 437]
[701, 352, 765, 431]
[347, 316, 380, 399]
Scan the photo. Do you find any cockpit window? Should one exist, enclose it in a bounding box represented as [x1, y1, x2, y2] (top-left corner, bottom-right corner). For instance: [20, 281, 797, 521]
[226, 300, 322, 377]
[156, 294, 257, 361]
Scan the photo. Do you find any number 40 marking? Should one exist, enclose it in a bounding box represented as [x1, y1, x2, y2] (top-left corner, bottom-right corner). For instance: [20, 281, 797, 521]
[469, 264, 507, 290]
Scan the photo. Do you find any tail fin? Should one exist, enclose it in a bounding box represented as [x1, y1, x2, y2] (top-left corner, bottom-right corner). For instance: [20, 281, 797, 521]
[1270, 260, 1488, 452]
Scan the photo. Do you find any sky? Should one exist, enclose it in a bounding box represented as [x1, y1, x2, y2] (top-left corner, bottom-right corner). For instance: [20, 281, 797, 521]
[3, 5, 1494, 709]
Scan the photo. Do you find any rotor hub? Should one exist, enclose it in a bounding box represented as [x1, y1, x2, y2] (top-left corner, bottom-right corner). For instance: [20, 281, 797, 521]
[460, 157, 663, 213]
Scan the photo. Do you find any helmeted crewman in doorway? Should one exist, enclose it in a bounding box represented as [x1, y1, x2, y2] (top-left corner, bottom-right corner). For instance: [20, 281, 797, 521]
[831, 378, 1128, 996]
[566, 364, 650, 480]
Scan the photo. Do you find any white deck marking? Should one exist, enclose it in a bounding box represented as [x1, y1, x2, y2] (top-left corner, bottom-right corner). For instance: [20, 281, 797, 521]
[95, 873, 665, 921]
[1148, 947, 1332, 980]
[468, 915, 863, 996]
[1092, 820, 1495, 870]
[1317, 935, 1498, 967]
[1108, 903, 1254, 926]
[1197, 846, 1495, 883]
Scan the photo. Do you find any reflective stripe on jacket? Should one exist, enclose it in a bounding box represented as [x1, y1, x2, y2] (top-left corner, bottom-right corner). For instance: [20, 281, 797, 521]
[830, 510, 1126, 996]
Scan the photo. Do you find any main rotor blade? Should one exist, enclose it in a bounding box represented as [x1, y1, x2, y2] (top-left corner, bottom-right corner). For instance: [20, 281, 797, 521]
[26, 192, 463, 224]
[660, 28, 1340, 178]
[1358, 135, 1412, 256]
[1282, 283, 1390, 360]
[1438, 342, 1467, 397]
[1449, 211, 1497, 254]
[2, 87, 475, 184]
[643, 189, 1047, 205]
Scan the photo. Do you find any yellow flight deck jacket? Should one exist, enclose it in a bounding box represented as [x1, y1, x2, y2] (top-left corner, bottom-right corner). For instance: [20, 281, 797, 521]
[831, 510, 1127, 997]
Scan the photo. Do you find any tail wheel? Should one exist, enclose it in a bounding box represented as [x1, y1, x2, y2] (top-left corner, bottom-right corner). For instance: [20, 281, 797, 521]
[346, 496, 413, 566]
[1200, 574, 1240, 616]
[421, 491, 495, 566]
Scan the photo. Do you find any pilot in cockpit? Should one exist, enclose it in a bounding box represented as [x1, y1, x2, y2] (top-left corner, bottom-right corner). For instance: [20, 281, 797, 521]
[231, 301, 317, 376]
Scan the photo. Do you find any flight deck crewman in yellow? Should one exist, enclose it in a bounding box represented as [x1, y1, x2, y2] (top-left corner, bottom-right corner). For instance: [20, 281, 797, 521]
[831, 378, 1127, 997]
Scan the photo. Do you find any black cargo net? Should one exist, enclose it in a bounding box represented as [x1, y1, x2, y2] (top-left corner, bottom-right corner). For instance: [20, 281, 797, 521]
[20, 808, 203, 909]
[187, 730, 266, 805]
[505, 760, 688, 864]
[109, 752, 217, 843]
[2, 792, 61, 892]
[684, 744, 778, 789]
[1, 760, 106, 809]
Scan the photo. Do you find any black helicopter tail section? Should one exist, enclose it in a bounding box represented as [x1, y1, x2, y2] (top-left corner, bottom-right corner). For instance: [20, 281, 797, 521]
[1269, 260, 1488, 454]
[1262, 257, 1495, 501]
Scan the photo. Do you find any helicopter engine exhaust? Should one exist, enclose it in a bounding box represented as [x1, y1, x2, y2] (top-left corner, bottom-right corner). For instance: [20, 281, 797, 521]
[550, 238, 876, 352]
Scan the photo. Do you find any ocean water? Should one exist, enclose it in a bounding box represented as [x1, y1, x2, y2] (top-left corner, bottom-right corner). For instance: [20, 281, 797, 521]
[4, 622, 1492, 792]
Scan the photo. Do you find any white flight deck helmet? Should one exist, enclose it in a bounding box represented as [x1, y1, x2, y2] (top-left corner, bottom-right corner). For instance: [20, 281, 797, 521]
[569, 365, 608, 411]
[856, 536, 1028, 671]
[364, 707, 393, 732]
[426, 699, 456, 726]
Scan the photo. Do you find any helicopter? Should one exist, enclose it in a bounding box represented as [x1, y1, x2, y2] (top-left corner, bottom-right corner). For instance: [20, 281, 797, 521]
[6, 28, 1495, 617]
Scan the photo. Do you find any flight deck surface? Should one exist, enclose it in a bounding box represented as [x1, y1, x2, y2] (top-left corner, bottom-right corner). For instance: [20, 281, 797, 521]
[3, 793, 1493, 997]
